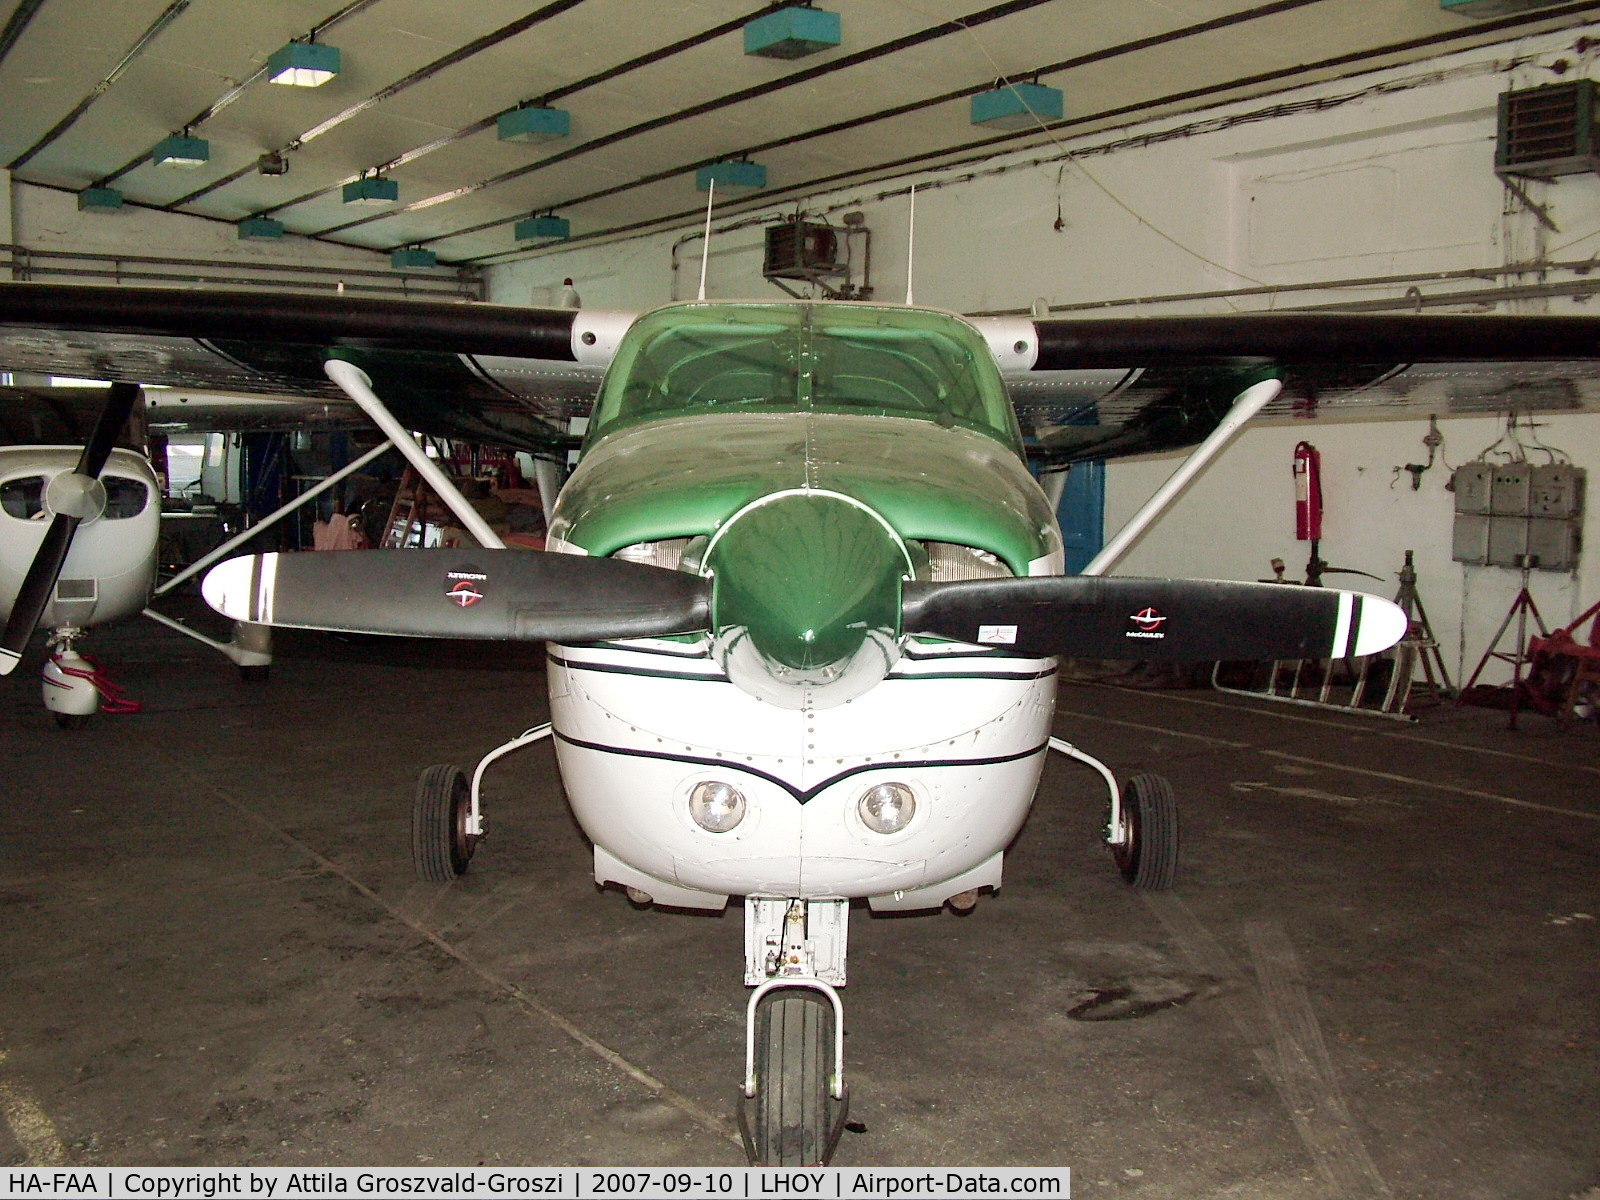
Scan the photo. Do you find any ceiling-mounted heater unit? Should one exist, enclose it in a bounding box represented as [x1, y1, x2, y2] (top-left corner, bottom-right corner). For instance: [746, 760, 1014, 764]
[1496, 80, 1600, 178]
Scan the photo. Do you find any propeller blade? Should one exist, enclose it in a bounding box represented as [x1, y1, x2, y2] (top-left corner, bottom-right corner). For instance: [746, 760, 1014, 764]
[202, 549, 712, 643]
[0, 382, 138, 675]
[902, 576, 1409, 662]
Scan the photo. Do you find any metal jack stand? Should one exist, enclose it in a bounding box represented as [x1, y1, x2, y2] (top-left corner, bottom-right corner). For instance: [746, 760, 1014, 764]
[1385, 550, 1453, 713]
[1459, 555, 1550, 730]
[1212, 549, 1436, 722]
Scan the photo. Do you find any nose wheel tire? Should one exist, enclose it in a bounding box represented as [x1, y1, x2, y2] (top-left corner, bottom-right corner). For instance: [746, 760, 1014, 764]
[414, 764, 475, 882]
[741, 990, 847, 1167]
[1113, 773, 1178, 890]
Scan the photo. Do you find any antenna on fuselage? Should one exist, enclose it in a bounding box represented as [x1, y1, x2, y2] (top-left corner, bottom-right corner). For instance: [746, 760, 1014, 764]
[905, 184, 916, 306]
[697, 179, 715, 302]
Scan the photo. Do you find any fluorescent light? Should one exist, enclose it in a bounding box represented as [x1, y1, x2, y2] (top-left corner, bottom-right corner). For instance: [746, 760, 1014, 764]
[152, 133, 209, 168]
[514, 214, 569, 242]
[342, 176, 398, 205]
[497, 106, 570, 143]
[238, 216, 285, 240]
[695, 161, 767, 193]
[390, 246, 437, 269]
[267, 40, 340, 87]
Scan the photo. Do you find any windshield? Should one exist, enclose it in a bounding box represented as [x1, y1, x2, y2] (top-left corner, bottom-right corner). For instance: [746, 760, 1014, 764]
[587, 303, 1020, 451]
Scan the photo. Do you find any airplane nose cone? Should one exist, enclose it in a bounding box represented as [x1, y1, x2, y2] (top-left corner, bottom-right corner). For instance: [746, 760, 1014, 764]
[707, 492, 905, 673]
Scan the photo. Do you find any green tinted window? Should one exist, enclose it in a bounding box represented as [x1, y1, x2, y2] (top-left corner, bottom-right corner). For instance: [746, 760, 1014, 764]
[588, 303, 1019, 450]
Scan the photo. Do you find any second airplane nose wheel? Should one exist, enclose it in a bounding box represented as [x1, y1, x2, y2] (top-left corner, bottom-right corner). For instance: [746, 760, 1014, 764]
[414, 764, 475, 881]
[1113, 773, 1178, 890]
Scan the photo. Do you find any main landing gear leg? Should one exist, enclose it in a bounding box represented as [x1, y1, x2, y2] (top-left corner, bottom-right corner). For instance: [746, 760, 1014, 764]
[413, 723, 553, 882]
[1049, 737, 1179, 890]
[738, 898, 851, 1166]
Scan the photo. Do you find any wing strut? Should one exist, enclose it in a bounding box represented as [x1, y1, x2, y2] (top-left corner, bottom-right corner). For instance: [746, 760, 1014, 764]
[1080, 378, 1281, 577]
[323, 358, 507, 550]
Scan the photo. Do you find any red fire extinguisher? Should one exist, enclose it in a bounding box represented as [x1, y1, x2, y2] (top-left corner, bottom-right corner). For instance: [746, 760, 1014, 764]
[1293, 441, 1322, 542]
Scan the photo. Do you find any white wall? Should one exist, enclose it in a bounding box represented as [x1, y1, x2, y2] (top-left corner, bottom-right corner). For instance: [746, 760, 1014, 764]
[489, 25, 1600, 684]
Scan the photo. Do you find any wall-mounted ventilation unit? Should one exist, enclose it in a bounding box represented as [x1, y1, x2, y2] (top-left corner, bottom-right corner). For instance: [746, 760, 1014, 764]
[1495, 80, 1600, 179]
[762, 215, 870, 300]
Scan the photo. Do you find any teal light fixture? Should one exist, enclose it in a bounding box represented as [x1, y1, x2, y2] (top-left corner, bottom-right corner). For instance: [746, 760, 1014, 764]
[695, 160, 767, 193]
[238, 216, 285, 240]
[970, 81, 1063, 130]
[497, 105, 570, 143]
[514, 214, 569, 243]
[268, 40, 340, 87]
[152, 133, 210, 168]
[391, 246, 437, 269]
[744, 5, 840, 59]
[342, 175, 398, 206]
[77, 187, 123, 213]
[1441, 0, 1569, 14]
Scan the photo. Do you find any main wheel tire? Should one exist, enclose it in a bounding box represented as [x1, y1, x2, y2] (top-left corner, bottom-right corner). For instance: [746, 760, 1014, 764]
[751, 991, 834, 1167]
[239, 664, 270, 683]
[414, 764, 474, 882]
[1113, 773, 1178, 890]
[53, 712, 91, 731]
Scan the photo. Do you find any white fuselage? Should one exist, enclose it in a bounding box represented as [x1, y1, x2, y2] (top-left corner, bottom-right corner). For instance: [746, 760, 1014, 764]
[549, 638, 1057, 911]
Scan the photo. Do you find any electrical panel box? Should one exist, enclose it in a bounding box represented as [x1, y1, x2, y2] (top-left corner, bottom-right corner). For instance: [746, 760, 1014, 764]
[1528, 518, 1581, 570]
[1453, 462, 1585, 569]
[1451, 462, 1493, 514]
[1495, 80, 1600, 179]
[1490, 464, 1532, 514]
[1530, 463, 1586, 517]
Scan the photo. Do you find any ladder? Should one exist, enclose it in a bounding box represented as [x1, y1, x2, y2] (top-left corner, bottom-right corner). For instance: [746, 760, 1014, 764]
[381, 466, 432, 548]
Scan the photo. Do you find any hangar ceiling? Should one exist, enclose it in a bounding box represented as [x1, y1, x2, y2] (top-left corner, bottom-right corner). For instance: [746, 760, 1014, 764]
[3, 0, 1600, 269]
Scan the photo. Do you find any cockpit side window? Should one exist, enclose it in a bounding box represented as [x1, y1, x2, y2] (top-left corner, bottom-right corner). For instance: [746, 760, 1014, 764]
[0, 476, 46, 520]
[103, 477, 149, 520]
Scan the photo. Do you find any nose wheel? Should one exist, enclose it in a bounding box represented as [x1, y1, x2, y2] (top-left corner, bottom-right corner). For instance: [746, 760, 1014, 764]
[739, 984, 849, 1167]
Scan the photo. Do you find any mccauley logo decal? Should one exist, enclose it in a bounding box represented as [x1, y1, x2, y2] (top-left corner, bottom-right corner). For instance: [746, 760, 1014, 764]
[445, 567, 488, 608]
[1126, 606, 1167, 640]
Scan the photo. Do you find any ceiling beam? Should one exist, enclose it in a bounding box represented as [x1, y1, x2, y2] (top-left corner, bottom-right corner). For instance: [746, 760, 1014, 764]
[7, 0, 193, 172]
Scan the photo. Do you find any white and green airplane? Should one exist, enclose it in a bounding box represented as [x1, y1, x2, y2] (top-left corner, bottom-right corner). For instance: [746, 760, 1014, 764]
[4, 282, 1597, 1164]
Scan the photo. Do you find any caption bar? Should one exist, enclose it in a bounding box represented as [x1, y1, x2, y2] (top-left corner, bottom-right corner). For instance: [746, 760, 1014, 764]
[4, 1169, 1069, 1200]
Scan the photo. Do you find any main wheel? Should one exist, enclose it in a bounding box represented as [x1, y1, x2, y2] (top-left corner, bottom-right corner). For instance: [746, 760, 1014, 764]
[53, 712, 91, 731]
[751, 990, 834, 1167]
[414, 764, 474, 882]
[1113, 773, 1178, 890]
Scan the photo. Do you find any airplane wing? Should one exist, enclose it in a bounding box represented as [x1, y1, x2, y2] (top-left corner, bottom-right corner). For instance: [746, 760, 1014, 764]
[5, 285, 1600, 467]
[975, 312, 1600, 464]
[0, 283, 627, 457]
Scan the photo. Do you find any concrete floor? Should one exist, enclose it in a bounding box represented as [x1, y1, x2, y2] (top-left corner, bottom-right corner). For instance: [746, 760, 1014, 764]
[1, 603, 1597, 1198]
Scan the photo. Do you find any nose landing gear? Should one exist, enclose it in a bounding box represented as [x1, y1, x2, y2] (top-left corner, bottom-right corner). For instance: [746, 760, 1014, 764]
[738, 898, 851, 1166]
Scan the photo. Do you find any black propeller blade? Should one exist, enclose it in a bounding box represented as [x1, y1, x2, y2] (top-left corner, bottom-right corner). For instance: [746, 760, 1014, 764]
[202, 549, 712, 644]
[0, 381, 138, 675]
[902, 575, 1408, 662]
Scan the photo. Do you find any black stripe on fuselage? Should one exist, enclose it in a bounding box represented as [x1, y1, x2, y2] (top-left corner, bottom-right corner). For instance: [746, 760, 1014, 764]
[548, 650, 1057, 685]
[553, 731, 1049, 804]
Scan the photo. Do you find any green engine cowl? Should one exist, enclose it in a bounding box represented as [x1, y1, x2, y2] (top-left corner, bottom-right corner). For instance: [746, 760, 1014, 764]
[707, 490, 909, 705]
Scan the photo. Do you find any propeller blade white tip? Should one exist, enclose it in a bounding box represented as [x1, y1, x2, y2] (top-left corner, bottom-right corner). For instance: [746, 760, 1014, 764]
[1352, 595, 1410, 657]
[202, 555, 274, 623]
[0, 648, 20, 676]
